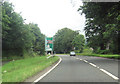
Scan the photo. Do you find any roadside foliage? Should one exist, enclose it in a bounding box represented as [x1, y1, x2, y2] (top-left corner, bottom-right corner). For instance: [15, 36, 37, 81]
[2, 1, 45, 59]
[78, 2, 120, 54]
[54, 28, 85, 54]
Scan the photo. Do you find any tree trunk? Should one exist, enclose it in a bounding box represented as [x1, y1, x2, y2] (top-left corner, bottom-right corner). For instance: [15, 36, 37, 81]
[106, 42, 110, 50]
[100, 43, 105, 50]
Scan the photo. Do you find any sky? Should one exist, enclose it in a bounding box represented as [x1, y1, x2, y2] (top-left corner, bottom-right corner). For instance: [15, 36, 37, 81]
[9, 0, 86, 37]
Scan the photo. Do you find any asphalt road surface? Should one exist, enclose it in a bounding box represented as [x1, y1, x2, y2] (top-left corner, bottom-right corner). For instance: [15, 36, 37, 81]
[37, 55, 119, 82]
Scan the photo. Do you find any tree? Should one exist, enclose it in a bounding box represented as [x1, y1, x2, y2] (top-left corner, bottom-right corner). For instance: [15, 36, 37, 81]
[72, 34, 85, 53]
[2, 1, 31, 56]
[54, 28, 78, 53]
[2, 1, 45, 58]
[78, 2, 120, 54]
[29, 23, 45, 55]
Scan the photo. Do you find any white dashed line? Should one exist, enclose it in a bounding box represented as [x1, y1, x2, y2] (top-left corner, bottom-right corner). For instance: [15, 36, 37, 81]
[80, 59, 82, 61]
[74, 57, 119, 80]
[100, 69, 119, 80]
[83, 60, 88, 63]
[89, 63, 97, 67]
[96, 66, 100, 69]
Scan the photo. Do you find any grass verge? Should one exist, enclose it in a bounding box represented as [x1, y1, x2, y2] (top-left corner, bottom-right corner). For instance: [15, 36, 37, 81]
[76, 47, 120, 59]
[77, 53, 120, 59]
[2, 55, 59, 83]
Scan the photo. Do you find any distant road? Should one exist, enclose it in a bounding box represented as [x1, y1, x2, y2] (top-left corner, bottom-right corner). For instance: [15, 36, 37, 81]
[37, 55, 119, 82]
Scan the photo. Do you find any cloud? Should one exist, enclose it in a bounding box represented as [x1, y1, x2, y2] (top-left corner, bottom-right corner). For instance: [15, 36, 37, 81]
[9, 0, 86, 37]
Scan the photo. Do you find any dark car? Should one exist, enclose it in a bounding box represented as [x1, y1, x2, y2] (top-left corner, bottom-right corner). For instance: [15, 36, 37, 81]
[70, 51, 76, 56]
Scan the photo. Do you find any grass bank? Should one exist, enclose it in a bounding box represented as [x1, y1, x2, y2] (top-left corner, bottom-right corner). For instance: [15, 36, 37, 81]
[2, 52, 39, 61]
[2, 55, 59, 83]
[76, 47, 120, 59]
[77, 53, 120, 59]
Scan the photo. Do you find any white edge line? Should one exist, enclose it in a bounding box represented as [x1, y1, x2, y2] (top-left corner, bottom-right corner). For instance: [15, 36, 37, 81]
[33, 57, 62, 83]
[100, 69, 119, 80]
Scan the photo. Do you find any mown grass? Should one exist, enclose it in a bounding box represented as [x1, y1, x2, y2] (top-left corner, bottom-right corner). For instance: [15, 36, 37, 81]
[2, 56, 59, 83]
[0, 66, 2, 84]
[77, 53, 120, 59]
[77, 47, 120, 59]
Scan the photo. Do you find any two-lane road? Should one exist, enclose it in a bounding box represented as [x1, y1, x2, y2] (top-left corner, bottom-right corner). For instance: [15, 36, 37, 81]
[36, 55, 119, 82]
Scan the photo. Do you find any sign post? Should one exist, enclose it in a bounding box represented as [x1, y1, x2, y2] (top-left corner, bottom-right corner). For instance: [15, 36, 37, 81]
[45, 37, 54, 55]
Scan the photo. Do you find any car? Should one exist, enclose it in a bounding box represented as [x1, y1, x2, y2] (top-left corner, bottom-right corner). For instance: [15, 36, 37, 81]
[70, 51, 76, 56]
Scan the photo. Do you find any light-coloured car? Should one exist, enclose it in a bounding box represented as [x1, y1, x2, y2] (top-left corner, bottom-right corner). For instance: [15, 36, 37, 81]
[70, 51, 76, 56]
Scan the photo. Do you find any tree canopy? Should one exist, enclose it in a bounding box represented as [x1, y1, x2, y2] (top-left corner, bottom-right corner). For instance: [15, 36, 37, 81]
[72, 34, 85, 53]
[78, 2, 120, 54]
[54, 28, 85, 53]
[2, 1, 45, 57]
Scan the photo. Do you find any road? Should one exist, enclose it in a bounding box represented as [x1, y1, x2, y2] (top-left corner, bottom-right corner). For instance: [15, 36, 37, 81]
[36, 55, 119, 83]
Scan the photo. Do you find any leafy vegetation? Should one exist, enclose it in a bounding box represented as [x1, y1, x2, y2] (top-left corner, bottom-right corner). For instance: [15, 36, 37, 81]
[77, 53, 120, 59]
[2, 1, 45, 59]
[54, 28, 85, 54]
[80, 47, 93, 54]
[77, 47, 120, 59]
[2, 56, 59, 83]
[78, 2, 120, 54]
[72, 34, 85, 53]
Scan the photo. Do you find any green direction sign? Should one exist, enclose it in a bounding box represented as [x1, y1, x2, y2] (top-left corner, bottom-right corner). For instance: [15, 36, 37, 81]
[45, 37, 53, 51]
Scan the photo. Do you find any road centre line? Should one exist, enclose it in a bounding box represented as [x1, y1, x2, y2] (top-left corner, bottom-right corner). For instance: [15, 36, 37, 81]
[83, 60, 88, 63]
[100, 69, 119, 80]
[80, 59, 82, 60]
[96, 66, 100, 69]
[88, 62, 119, 80]
[33, 57, 62, 83]
[89, 63, 97, 67]
[74, 57, 119, 80]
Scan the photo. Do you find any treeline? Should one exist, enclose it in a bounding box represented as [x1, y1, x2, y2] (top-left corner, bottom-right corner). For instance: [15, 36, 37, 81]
[2, 1, 45, 58]
[79, 2, 120, 54]
[54, 28, 85, 54]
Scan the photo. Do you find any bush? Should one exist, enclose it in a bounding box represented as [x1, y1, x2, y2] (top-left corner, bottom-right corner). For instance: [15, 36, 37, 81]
[82, 47, 93, 54]
[96, 49, 110, 54]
